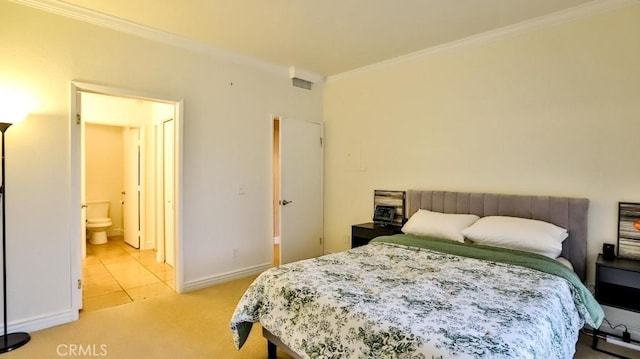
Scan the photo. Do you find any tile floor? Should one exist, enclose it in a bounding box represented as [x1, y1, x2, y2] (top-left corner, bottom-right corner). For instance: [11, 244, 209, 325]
[82, 235, 174, 313]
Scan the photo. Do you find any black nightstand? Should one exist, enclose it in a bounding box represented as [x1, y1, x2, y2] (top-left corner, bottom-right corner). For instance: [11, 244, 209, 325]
[595, 254, 640, 313]
[592, 254, 640, 356]
[351, 222, 402, 248]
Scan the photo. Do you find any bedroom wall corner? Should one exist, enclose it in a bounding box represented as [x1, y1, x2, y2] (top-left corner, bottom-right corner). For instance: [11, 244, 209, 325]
[323, 3, 640, 288]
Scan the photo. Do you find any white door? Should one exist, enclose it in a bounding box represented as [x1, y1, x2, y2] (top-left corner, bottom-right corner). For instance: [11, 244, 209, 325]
[123, 127, 141, 248]
[163, 119, 175, 267]
[279, 119, 323, 264]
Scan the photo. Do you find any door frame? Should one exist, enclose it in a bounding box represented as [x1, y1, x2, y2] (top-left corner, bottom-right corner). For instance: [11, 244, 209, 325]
[70, 81, 185, 313]
[272, 116, 281, 266]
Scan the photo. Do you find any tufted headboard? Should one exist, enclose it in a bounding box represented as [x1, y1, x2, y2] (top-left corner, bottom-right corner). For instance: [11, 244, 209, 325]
[406, 190, 590, 281]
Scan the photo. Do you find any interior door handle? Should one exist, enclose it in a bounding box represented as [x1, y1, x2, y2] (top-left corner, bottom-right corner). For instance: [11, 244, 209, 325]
[280, 200, 293, 206]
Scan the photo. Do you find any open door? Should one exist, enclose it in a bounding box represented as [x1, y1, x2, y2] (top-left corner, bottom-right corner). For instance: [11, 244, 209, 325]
[123, 127, 141, 248]
[278, 118, 323, 264]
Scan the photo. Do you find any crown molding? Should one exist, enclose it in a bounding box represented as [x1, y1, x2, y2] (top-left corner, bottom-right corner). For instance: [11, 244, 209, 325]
[328, 0, 638, 83]
[10, 0, 633, 83]
[9, 0, 295, 78]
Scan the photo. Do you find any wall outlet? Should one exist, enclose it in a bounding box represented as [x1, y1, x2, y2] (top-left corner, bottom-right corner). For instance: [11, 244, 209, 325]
[237, 184, 245, 195]
[232, 248, 239, 258]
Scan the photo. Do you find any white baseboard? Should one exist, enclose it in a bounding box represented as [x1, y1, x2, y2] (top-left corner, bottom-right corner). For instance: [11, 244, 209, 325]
[139, 240, 154, 250]
[1, 309, 78, 333]
[182, 263, 272, 292]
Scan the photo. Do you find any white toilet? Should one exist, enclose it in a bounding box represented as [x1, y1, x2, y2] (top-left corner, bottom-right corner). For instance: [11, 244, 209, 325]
[86, 200, 112, 245]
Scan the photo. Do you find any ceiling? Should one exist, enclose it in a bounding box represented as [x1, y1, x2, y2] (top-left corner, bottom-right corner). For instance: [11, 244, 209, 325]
[58, 0, 598, 76]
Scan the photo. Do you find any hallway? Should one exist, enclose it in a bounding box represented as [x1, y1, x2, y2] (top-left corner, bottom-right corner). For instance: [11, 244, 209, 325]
[82, 236, 174, 312]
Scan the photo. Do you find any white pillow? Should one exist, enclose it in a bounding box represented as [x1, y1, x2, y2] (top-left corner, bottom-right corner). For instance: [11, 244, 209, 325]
[461, 216, 568, 258]
[401, 209, 479, 242]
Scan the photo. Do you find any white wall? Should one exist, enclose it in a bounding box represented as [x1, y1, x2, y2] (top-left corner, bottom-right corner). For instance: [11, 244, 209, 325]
[82, 93, 150, 127]
[324, 5, 640, 290]
[0, 0, 322, 331]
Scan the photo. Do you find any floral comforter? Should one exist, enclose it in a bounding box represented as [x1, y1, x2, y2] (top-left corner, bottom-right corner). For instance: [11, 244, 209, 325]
[230, 234, 603, 359]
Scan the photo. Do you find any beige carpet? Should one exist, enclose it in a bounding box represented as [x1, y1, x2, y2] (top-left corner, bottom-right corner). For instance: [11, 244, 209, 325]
[4, 275, 290, 359]
[3, 275, 631, 359]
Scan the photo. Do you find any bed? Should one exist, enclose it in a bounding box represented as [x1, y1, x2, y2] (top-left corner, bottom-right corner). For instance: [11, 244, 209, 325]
[231, 190, 604, 358]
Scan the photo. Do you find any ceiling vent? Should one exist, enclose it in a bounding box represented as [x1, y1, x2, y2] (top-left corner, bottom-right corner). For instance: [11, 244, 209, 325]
[292, 77, 313, 90]
[289, 67, 323, 91]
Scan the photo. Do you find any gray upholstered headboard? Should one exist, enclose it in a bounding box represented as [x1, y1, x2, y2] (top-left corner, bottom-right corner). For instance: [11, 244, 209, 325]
[406, 190, 589, 281]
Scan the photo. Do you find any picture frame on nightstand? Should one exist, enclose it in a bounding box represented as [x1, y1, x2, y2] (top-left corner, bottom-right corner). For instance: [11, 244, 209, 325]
[373, 190, 405, 227]
[617, 202, 640, 260]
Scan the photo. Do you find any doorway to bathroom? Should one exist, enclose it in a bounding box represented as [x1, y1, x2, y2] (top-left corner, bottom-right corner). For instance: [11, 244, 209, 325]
[70, 82, 182, 313]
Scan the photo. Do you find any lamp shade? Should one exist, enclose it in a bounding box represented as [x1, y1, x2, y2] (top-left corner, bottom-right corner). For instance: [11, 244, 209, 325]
[0, 87, 31, 125]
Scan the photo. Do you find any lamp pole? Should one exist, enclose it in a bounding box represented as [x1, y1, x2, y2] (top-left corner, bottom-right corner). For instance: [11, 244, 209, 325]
[0, 123, 30, 353]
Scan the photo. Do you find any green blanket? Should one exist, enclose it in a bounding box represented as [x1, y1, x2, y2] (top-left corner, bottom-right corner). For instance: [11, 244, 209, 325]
[372, 233, 604, 328]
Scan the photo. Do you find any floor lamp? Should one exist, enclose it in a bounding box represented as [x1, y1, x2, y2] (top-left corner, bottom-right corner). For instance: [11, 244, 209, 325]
[0, 119, 30, 353]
